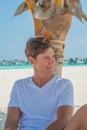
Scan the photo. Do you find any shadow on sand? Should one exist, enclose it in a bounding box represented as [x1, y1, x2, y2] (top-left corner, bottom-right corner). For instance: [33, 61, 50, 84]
[0, 111, 6, 130]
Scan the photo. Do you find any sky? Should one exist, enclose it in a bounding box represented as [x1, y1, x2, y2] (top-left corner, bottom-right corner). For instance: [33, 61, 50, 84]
[0, 0, 87, 60]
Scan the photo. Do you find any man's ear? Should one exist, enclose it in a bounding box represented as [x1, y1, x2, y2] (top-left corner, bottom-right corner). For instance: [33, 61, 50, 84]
[28, 56, 35, 64]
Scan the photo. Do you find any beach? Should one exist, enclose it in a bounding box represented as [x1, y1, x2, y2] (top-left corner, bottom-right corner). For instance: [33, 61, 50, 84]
[0, 66, 87, 111]
[0, 66, 87, 128]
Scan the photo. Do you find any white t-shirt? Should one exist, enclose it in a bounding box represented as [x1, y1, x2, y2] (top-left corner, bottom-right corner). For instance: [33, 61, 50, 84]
[8, 76, 74, 130]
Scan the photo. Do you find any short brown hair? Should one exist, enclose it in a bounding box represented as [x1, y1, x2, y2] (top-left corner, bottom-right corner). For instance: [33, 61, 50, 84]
[25, 37, 52, 58]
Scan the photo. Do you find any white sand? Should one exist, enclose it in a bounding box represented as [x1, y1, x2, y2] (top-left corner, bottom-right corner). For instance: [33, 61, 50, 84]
[0, 66, 87, 112]
[62, 66, 87, 111]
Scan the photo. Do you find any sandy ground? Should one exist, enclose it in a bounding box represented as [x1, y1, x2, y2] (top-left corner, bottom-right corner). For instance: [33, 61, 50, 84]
[0, 66, 87, 112]
[0, 66, 87, 129]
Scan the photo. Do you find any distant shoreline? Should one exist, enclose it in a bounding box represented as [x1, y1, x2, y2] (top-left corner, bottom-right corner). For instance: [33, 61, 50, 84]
[0, 63, 87, 70]
[0, 57, 87, 69]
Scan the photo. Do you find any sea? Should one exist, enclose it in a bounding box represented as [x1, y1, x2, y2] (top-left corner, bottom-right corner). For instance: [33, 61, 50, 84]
[0, 62, 87, 70]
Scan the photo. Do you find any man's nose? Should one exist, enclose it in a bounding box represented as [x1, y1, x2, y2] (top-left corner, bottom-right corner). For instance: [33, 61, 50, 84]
[49, 57, 55, 64]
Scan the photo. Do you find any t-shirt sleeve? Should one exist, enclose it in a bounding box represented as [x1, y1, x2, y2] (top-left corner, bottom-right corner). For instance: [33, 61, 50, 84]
[8, 81, 19, 108]
[58, 80, 74, 108]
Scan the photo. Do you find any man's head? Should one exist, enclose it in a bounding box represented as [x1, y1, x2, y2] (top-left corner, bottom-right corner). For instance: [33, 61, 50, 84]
[25, 37, 53, 59]
[25, 37, 55, 76]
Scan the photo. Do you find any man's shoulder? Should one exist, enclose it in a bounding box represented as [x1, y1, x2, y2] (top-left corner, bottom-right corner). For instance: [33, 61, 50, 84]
[55, 76, 73, 88]
[55, 76, 71, 83]
[14, 76, 32, 86]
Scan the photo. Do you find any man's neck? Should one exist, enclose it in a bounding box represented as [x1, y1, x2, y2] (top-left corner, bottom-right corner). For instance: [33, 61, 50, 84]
[32, 74, 54, 87]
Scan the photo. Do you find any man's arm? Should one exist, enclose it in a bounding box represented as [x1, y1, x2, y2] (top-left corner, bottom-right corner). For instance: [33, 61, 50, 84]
[4, 107, 21, 130]
[46, 105, 74, 130]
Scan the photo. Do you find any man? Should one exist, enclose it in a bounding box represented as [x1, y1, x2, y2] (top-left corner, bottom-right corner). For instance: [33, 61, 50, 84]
[4, 37, 74, 130]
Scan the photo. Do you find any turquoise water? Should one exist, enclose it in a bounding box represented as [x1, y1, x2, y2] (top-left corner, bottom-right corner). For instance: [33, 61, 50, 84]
[0, 63, 87, 70]
[63, 63, 87, 67]
[0, 64, 33, 70]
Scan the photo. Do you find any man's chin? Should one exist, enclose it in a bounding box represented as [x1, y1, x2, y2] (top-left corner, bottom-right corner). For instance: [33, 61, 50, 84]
[47, 69, 55, 74]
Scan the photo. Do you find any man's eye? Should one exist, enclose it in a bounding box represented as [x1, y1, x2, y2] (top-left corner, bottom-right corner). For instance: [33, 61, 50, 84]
[44, 57, 49, 60]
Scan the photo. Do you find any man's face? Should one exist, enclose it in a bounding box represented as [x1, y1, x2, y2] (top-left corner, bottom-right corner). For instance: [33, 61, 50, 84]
[33, 47, 55, 75]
